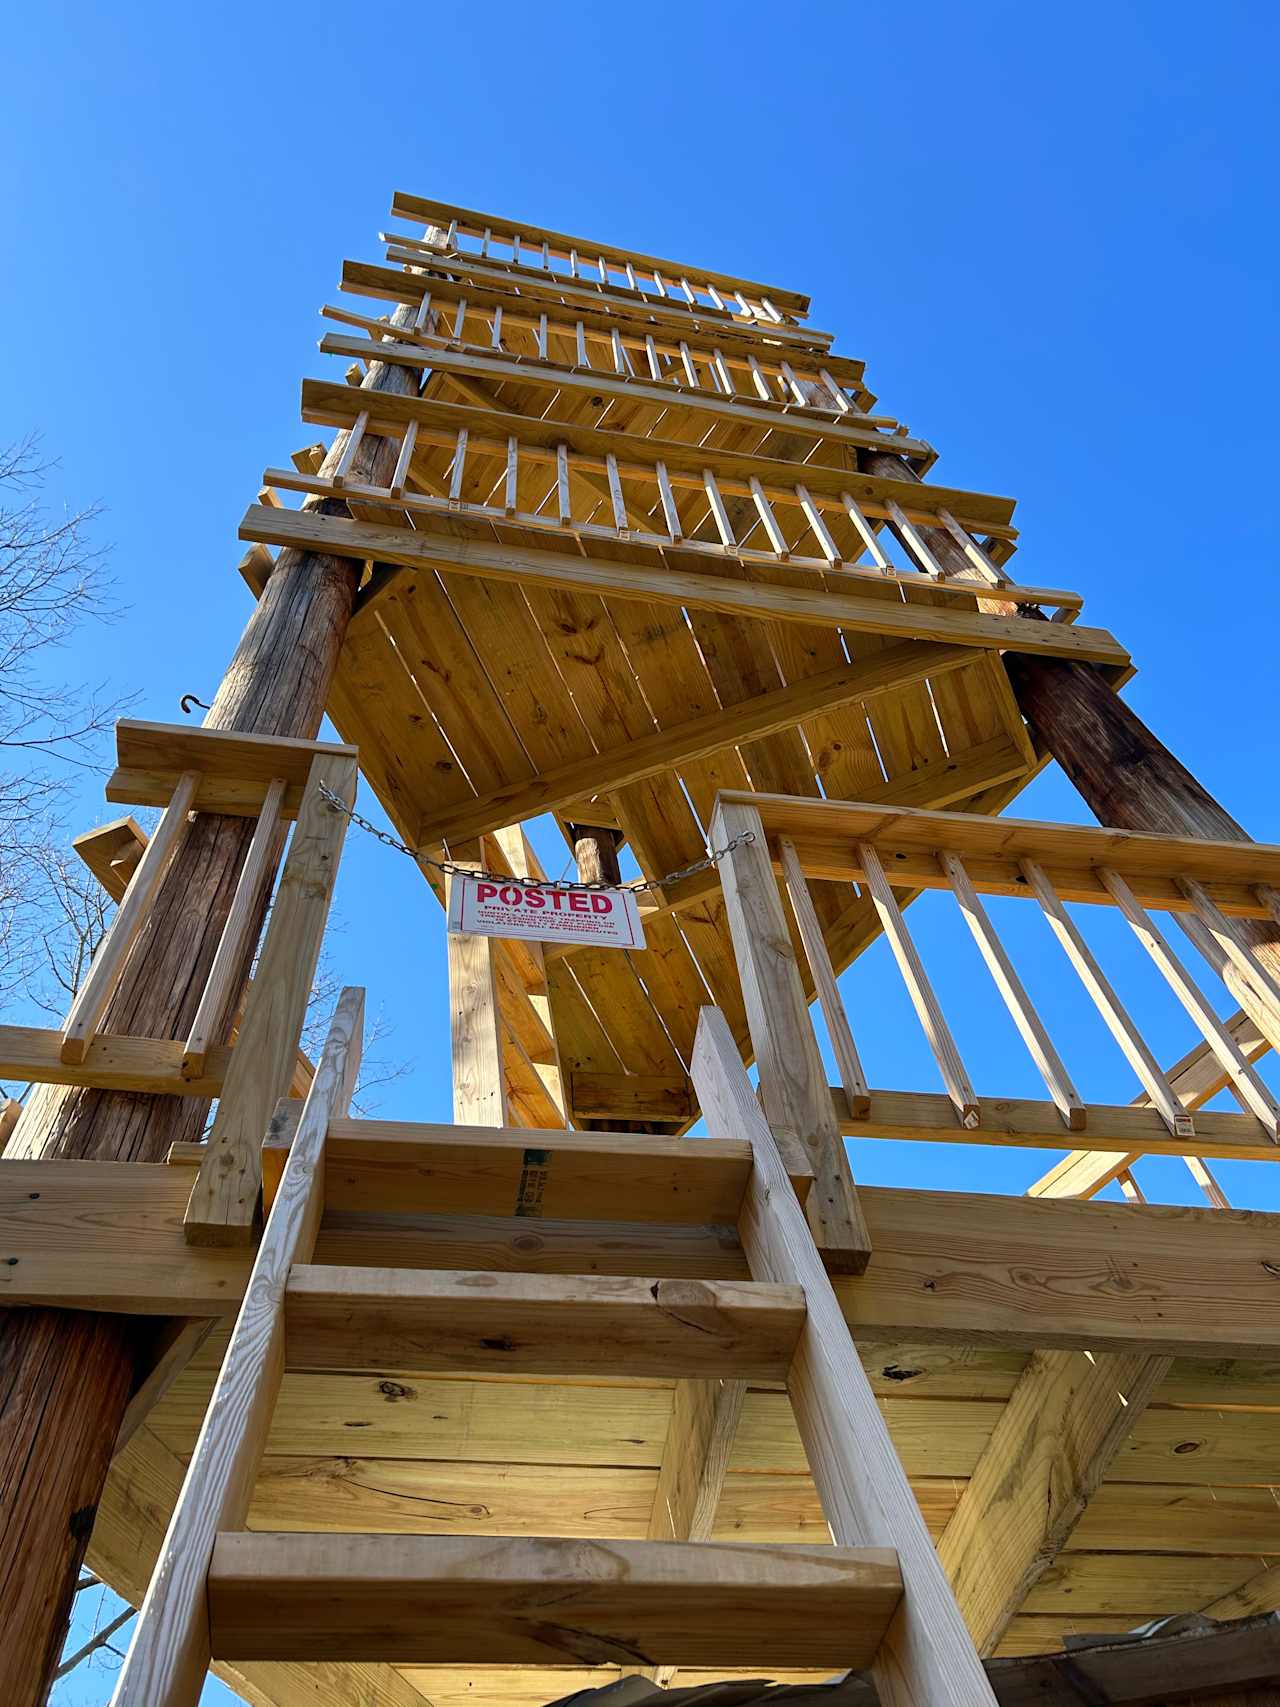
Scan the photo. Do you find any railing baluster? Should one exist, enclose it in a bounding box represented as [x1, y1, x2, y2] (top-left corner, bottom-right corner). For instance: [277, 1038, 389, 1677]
[706, 283, 726, 311]
[819, 368, 853, 414]
[679, 276, 697, 304]
[780, 839, 870, 1118]
[779, 361, 807, 405]
[841, 493, 894, 571]
[575, 320, 590, 369]
[857, 841, 979, 1127]
[605, 453, 629, 534]
[749, 477, 789, 559]
[937, 509, 1008, 586]
[413, 290, 433, 332]
[884, 497, 947, 579]
[1100, 867, 1280, 1136]
[942, 851, 1085, 1130]
[60, 771, 201, 1065]
[183, 778, 287, 1077]
[611, 328, 627, 375]
[330, 411, 369, 489]
[791, 486, 841, 566]
[537, 312, 549, 360]
[448, 428, 468, 505]
[1178, 875, 1280, 1022]
[655, 461, 682, 540]
[711, 349, 733, 394]
[747, 354, 773, 402]
[1021, 859, 1194, 1137]
[644, 334, 662, 380]
[703, 471, 736, 548]
[389, 420, 418, 498]
[556, 444, 572, 527]
[504, 436, 519, 516]
[678, 341, 700, 388]
[490, 304, 503, 351]
[451, 297, 468, 341]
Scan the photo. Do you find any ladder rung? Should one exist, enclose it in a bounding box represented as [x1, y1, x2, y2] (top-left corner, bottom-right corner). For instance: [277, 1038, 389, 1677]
[262, 1117, 815, 1222]
[284, 1267, 807, 1380]
[207, 1532, 902, 1668]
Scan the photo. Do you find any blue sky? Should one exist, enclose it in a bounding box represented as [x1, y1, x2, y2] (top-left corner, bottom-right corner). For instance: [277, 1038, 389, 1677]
[3, 4, 1278, 1692]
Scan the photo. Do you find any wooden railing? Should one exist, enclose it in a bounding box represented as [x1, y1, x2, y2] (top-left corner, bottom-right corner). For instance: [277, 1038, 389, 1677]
[711, 790, 1280, 1253]
[0, 719, 357, 1245]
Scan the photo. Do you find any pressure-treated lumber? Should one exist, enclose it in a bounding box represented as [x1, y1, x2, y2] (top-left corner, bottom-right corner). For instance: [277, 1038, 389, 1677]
[567, 1071, 694, 1123]
[937, 1349, 1173, 1654]
[447, 925, 510, 1128]
[282, 1267, 807, 1380]
[415, 642, 972, 847]
[109, 988, 363, 1707]
[184, 752, 357, 1245]
[712, 797, 870, 1271]
[261, 1117, 813, 1224]
[780, 839, 870, 1119]
[207, 1530, 901, 1668]
[240, 505, 1129, 666]
[693, 1005, 996, 1707]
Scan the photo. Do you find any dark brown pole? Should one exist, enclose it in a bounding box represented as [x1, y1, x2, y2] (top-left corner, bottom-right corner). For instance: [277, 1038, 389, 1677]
[0, 303, 425, 1705]
[569, 823, 623, 886]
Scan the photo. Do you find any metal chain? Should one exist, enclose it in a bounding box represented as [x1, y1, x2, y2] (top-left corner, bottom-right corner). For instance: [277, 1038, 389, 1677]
[318, 781, 753, 894]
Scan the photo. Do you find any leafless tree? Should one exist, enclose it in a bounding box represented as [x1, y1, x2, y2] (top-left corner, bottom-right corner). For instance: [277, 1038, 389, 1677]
[0, 435, 130, 1006]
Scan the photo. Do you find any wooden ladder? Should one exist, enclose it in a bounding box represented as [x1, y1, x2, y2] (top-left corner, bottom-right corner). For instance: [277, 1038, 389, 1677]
[109, 989, 996, 1706]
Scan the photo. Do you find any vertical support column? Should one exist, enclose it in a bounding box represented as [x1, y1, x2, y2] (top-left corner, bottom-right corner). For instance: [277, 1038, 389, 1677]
[448, 878, 510, 1129]
[711, 797, 870, 1273]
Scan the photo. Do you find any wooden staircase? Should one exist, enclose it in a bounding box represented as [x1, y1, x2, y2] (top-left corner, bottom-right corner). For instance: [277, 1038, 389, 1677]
[107, 986, 1000, 1706]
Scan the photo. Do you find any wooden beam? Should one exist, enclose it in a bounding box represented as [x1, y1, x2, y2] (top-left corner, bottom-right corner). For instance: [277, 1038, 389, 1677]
[110, 989, 363, 1707]
[567, 1072, 694, 1123]
[0, 1024, 230, 1098]
[834, 1084, 1280, 1162]
[711, 797, 871, 1273]
[240, 505, 1129, 667]
[106, 721, 357, 820]
[415, 641, 974, 847]
[693, 1005, 996, 1707]
[207, 1531, 901, 1668]
[283, 1267, 807, 1380]
[936, 1349, 1172, 1653]
[448, 924, 509, 1128]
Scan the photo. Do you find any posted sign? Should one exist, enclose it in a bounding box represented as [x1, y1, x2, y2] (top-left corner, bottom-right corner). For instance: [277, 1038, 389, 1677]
[447, 875, 646, 950]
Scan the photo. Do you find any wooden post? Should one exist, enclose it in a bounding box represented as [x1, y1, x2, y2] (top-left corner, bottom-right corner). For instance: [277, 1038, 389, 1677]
[0, 301, 426, 1706]
[568, 821, 623, 885]
[711, 796, 871, 1272]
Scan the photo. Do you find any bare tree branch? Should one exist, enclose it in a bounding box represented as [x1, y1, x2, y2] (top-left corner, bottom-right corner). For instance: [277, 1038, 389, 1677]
[53, 1603, 134, 1680]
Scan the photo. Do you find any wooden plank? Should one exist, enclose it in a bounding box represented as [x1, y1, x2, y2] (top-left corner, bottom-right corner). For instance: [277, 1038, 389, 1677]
[110, 989, 364, 1707]
[283, 1268, 807, 1380]
[207, 1530, 901, 1668]
[936, 1350, 1173, 1654]
[184, 753, 357, 1246]
[0, 1024, 230, 1097]
[243, 506, 1126, 666]
[712, 798, 870, 1272]
[414, 641, 972, 846]
[0, 1160, 251, 1314]
[264, 1116, 812, 1226]
[108, 722, 357, 819]
[835, 1084, 1280, 1161]
[693, 1005, 996, 1707]
[566, 1072, 694, 1122]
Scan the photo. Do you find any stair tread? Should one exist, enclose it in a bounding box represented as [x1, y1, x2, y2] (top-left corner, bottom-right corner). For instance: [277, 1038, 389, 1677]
[208, 1531, 902, 1669]
[284, 1265, 806, 1380]
[262, 1117, 813, 1224]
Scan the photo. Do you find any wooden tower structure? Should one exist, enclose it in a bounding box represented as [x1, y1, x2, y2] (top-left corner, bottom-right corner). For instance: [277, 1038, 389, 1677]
[2, 195, 1279, 1707]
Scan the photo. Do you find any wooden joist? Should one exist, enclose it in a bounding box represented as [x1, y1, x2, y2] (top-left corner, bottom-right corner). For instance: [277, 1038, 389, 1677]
[414, 642, 976, 846]
[263, 1117, 812, 1223]
[282, 1268, 808, 1380]
[567, 1072, 695, 1124]
[207, 1531, 901, 1668]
